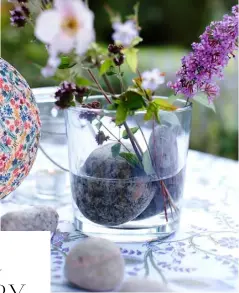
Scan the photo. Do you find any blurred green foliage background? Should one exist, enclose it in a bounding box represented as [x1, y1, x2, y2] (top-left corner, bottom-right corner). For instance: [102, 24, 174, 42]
[1, 0, 238, 160]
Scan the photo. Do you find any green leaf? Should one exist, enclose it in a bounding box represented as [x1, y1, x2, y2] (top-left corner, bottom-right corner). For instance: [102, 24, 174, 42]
[153, 98, 178, 111]
[144, 102, 160, 123]
[106, 71, 117, 76]
[142, 151, 155, 175]
[120, 90, 145, 111]
[106, 66, 117, 76]
[130, 36, 143, 47]
[58, 56, 76, 69]
[116, 103, 128, 125]
[95, 121, 102, 130]
[58, 56, 70, 69]
[111, 143, 121, 158]
[99, 59, 114, 76]
[144, 102, 156, 121]
[119, 152, 141, 168]
[75, 76, 92, 86]
[123, 48, 138, 73]
[122, 127, 139, 139]
[193, 93, 216, 112]
[107, 104, 117, 110]
[69, 101, 76, 107]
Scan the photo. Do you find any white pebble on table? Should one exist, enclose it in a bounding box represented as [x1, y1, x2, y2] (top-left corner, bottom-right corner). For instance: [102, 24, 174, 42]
[65, 237, 125, 291]
[0, 206, 59, 232]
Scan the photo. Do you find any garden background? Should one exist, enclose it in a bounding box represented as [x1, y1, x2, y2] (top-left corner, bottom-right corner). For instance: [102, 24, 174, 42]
[1, 0, 238, 160]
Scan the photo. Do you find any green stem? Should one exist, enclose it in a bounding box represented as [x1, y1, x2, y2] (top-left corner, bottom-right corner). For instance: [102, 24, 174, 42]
[118, 66, 125, 92]
[87, 69, 112, 104]
[102, 74, 116, 95]
[88, 86, 112, 96]
[123, 122, 142, 162]
[99, 70, 143, 163]
[137, 120, 156, 167]
[130, 127, 144, 156]
[185, 97, 190, 107]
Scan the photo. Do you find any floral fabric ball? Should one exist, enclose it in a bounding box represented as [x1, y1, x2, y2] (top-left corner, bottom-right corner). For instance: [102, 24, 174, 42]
[0, 58, 41, 199]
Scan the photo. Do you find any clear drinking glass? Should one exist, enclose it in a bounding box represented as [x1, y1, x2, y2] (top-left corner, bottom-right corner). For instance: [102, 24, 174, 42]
[7, 87, 71, 206]
[65, 96, 192, 242]
[34, 87, 70, 199]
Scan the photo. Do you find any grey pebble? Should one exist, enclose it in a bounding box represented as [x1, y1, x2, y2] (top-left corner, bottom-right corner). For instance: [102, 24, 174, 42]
[65, 237, 125, 291]
[72, 143, 156, 226]
[135, 125, 184, 220]
[135, 168, 185, 220]
[120, 277, 172, 292]
[148, 124, 180, 177]
[1, 206, 59, 232]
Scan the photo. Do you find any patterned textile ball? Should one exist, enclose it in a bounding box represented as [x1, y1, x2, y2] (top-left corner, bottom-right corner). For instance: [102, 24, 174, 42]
[0, 58, 41, 199]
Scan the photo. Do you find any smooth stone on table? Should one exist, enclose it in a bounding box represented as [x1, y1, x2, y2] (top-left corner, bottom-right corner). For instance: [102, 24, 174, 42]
[1, 206, 59, 232]
[71, 142, 156, 226]
[65, 237, 125, 291]
[120, 277, 171, 292]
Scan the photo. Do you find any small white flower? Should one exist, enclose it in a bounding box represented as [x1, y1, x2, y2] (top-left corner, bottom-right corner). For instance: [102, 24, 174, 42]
[141, 69, 165, 91]
[112, 20, 139, 47]
[35, 0, 95, 56]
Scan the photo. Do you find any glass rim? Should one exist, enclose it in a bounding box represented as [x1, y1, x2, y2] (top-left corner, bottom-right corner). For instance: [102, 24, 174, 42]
[67, 95, 192, 115]
[33, 86, 57, 103]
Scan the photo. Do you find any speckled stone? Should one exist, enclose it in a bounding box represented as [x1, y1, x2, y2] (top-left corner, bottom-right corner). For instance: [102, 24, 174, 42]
[1, 206, 59, 232]
[134, 168, 185, 221]
[71, 143, 156, 226]
[120, 277, 171, 292]
[83, 143, 144, 179]
[135, 125, 184, 221]
[65, 237, 125, 291]
[148, 125, 181, 178]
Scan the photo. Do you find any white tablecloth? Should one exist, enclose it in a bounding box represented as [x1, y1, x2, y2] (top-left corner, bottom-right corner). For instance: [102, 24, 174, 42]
[1, 150, 239, 292]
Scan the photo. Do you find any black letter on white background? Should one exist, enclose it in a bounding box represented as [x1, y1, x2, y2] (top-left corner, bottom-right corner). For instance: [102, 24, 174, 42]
[9, 285, 26, 293]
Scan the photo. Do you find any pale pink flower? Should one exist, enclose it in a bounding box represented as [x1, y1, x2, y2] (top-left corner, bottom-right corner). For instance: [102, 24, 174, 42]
[35, 0, 95, 56]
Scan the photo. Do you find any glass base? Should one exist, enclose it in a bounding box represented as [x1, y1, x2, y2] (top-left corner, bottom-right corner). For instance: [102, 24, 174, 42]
[73, 208, 180, 243]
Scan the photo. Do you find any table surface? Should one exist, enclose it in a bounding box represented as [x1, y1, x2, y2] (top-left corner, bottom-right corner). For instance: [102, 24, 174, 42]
[1, 150, 239, 292]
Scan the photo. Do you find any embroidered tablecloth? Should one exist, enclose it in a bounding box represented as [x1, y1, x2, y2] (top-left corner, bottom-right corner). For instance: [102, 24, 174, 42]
[1, 150, 239, 292]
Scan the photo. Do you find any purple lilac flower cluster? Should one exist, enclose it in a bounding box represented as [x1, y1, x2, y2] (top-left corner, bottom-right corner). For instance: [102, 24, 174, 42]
[168, 5, 238, 102]
[9, 0, 30, 28]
